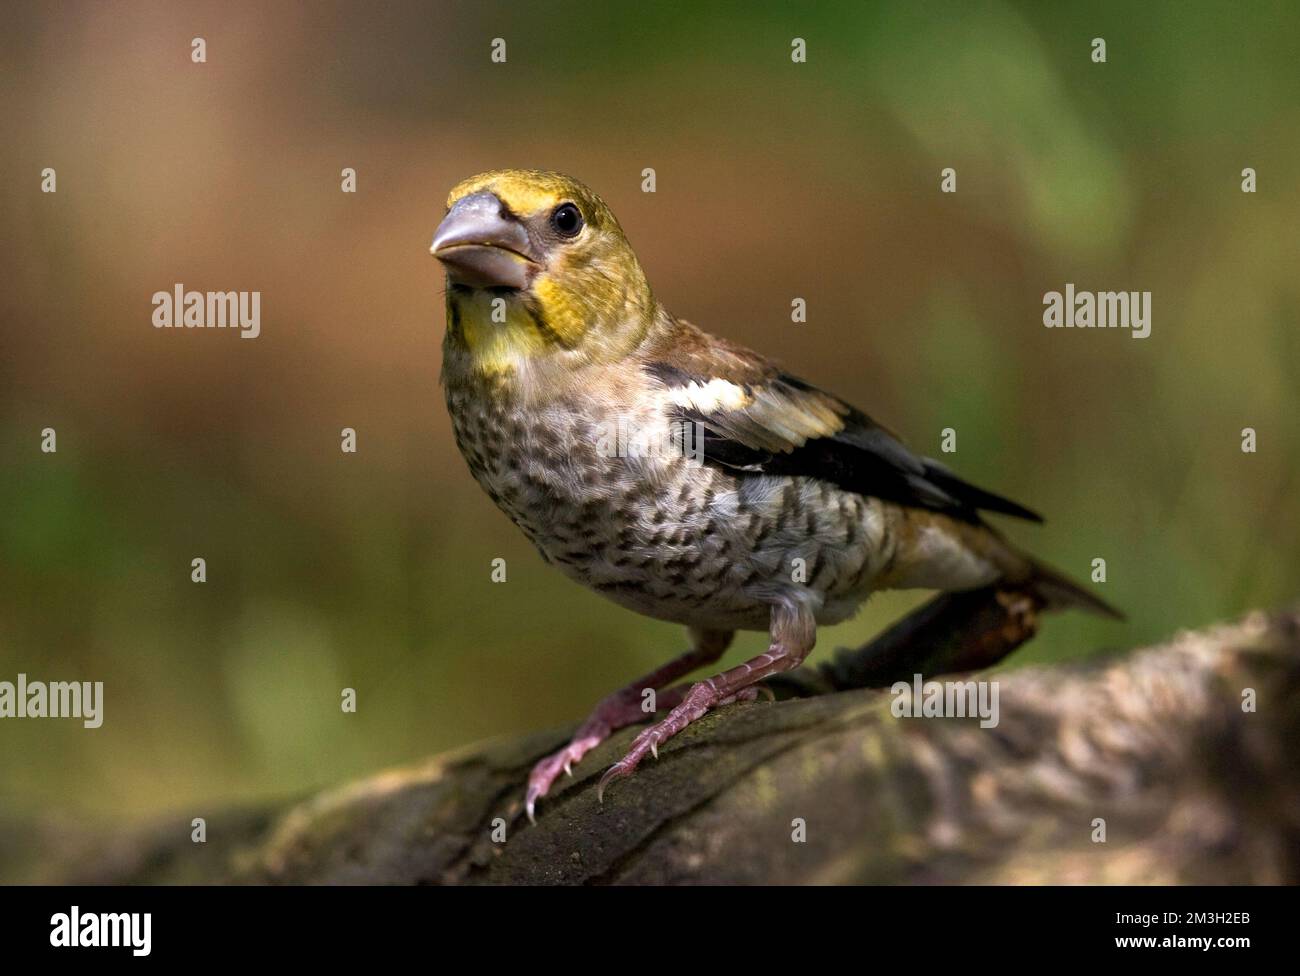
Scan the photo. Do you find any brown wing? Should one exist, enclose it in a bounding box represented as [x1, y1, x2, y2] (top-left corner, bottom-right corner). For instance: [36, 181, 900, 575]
[644, 321, 1041, 524]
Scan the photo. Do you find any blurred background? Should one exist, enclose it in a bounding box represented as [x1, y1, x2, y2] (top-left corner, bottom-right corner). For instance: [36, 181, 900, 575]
[1, 0, 1297, 822]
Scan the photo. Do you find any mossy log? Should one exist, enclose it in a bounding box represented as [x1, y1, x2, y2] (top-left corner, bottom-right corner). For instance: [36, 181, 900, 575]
[5, 594, 1298, 885]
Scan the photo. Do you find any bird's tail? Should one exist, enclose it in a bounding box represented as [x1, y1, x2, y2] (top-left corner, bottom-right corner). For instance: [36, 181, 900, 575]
[1024, 558, 1124, 620]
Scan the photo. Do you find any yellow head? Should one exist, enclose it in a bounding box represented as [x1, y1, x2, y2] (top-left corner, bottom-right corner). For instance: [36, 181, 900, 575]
[431, 170, 654, 375]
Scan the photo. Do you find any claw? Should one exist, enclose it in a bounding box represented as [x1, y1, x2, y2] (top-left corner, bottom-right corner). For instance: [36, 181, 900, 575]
[525, 792, 539, 825]
[563, 759, 573, 777]
[597, 762, 631, 804]
[650, 739, 659, 760]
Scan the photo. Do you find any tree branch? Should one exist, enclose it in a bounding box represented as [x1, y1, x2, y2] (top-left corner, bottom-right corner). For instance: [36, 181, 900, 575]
[5, 598, 1298, 885]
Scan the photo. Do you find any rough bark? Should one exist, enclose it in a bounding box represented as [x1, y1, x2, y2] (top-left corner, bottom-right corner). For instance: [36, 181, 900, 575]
[5, 594, 1298, 885]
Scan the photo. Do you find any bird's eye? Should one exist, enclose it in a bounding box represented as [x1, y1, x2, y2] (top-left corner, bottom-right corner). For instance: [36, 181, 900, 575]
[551, 203, 583, 237]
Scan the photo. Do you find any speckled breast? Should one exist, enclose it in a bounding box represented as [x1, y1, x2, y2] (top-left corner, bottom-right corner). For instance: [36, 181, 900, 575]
[443, 378, 891, 632]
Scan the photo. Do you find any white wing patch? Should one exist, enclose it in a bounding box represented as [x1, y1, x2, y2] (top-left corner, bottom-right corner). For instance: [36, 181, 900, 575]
[664, 378, 752, 413]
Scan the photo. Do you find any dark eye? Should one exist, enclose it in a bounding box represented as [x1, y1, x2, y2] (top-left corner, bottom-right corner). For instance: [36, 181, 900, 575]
[551, 203, 583, 237]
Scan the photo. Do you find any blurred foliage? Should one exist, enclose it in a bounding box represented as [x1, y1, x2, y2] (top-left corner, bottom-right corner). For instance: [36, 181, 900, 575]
[1, 0, 1297, 819]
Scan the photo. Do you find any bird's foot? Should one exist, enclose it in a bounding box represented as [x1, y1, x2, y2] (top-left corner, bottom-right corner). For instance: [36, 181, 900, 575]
[596, 682, 763, 801]
[525, 688, 655, 822]
[526, 735, 603, 823]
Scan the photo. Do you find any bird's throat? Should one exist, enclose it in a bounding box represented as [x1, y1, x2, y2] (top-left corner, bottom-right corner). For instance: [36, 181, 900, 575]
[445, 291, 551, 376]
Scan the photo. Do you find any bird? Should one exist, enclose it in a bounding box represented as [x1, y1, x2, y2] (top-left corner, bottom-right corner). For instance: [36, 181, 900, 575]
[430, 169, 1120, 822]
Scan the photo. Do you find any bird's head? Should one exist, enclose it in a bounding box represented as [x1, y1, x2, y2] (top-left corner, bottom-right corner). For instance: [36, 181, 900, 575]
[432, 170, 655, 375]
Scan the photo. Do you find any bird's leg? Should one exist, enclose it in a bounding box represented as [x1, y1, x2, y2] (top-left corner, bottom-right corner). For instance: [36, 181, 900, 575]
[525, 627, 732, 821]
[598, 598, 816, 799]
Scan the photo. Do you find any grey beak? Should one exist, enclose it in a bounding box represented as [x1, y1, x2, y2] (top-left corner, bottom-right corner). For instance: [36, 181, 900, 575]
[431, 192, 536, 289]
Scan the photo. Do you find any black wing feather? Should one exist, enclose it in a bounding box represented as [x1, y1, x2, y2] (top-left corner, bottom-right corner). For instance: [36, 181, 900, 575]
[661, 365, 1041, 524]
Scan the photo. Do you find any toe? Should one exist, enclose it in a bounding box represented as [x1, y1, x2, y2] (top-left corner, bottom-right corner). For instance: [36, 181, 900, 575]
[596, 759, 635, 804]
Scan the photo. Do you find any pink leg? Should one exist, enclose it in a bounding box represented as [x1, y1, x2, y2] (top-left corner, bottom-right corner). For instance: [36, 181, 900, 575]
[525, 628, 732, 821]
[598, 599, 816, 800]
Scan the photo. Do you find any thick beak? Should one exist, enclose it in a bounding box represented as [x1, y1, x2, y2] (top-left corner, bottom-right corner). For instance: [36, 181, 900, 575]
[430, 191, 537, 290]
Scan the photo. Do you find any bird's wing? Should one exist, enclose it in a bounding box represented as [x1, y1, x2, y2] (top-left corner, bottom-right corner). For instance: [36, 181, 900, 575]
[643, 322, 1041, 524]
